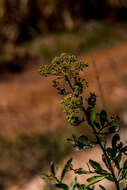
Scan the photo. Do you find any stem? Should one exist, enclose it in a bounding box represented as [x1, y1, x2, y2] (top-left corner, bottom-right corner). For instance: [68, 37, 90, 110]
[83, 109, 120, 190]
[80, 106, 120, 190]
[91, 124, 120, 190]
[65, 76, 74, 92]
[65, 75, 120, 189]
[54, 176, 60, 183]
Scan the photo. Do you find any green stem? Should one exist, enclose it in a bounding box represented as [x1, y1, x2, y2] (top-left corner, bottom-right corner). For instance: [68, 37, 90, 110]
[82, 107, 120, 190]
[91, 124, 120, 190]
[65, 75, 120, 190]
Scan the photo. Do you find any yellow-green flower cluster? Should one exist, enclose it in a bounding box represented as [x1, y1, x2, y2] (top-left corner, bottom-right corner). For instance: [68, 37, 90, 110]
[40, 53, 88, 126]
[61, 93, 84, 126]
[40, 54, 88, 77]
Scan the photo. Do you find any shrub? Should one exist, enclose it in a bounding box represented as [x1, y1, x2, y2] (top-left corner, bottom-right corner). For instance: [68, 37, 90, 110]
[40, 54, 127, 190]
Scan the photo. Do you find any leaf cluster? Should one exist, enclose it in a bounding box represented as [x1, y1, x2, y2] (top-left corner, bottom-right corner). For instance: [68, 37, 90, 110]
[40, 54, 127, 190]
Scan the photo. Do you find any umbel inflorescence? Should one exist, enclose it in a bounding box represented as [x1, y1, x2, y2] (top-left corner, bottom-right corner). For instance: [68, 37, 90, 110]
[40, 54, 127, 190]
[40, 54, 88, 126]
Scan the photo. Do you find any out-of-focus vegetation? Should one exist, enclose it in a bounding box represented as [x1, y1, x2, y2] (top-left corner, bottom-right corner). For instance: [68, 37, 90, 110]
[1, 22, 127, 74]
[39, 22, 127, 59]
[0, 0, 127, 72]
[0, 128, 72, 189]
[0, 0, 127, 43]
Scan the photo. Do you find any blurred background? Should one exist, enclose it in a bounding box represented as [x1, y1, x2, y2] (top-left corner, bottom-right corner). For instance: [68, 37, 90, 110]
[0, 0, 127, 189]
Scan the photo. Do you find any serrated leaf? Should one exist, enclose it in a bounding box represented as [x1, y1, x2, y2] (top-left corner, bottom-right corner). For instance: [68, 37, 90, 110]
[79, 135, 88, 144]
[61, 158, 72, 181]
[87, 175, 106, 186]
[99, 184, 106, 190]
[56, 183, 69, 190]
[69, 177, 77, 190]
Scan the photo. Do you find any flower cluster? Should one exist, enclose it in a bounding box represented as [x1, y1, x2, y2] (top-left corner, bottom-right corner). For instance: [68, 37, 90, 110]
[61, 93, 84, 126]
[40, 53, 88, 125]
[40, 53, 88, 77]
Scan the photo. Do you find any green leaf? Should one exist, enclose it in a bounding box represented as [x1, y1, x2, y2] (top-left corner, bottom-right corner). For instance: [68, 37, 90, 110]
[87, 175, 106, 186]
[74, 168, 89, 175]
[102, 154, 110, 170]
[78, 184, 87, 190]
[50, 161, 55, 176]
[119, 159, 127, 184]
[123, 159, 127, 170]
[78, 185, 93, 190]
[121, 146, 127, 155]
[105, 175, 114, 182]
[117, 152, 122, 163]
[123, 187, 127, 190]
[113, 152, 122, 170]
[69, 177, 77, 190]
[119, 175, 127, 184]
[79, 135, 88, 144]
[87, 110, 96, 125]
[109, 124, 120, 133]
[99, 184, 106, 190]
[56, 183, 69, 190]
[61, 158, 72, 181]
[112, 134, 120, 153]
[106, 147, 114, 158]
[89, 160, 102, 172]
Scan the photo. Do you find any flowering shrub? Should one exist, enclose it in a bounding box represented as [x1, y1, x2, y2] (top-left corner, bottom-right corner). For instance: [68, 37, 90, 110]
[40, 54, 127, 190]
